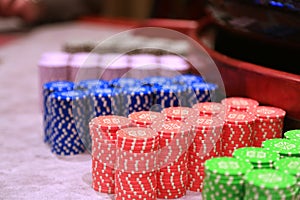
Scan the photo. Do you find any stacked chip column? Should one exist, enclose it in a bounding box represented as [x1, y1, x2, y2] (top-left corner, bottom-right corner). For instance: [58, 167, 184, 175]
[153, 120, 191, 199]
[115, 127, 159, 200]
[188, 116, 224, 192]
[89, 115, 130, 194]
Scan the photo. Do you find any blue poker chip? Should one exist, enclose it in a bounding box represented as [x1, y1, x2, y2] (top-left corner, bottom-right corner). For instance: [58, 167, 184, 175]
[172, 74, 204, 85]
[185, 82, 218, 106]
[75, 79, 109, 90]
[43, 81, 74, 144]
[109, 77, 142, 88]
[142, 76, 173, 87]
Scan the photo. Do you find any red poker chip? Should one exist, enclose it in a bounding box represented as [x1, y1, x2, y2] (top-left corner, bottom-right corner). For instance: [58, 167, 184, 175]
[115, 180, 156, 190]
[152, 120, 191, 135]
[193, 102, 226, 116]
[157, 189, 186, 199]
[92, 185, 115, 194]
[115, 170, 156, 177]
[117, 127, 158, 142]
[90, 115, 130, 131]
[255, 106, 286, 119]
[225, 111, 256, 125]
[193, 116, 224, 130]
[162, 107, 198, 121]
[221, 97, 259, 111]
[115, 187, 156, 195]
[128, 111, 165, 125]
[117, 137, 159, 146]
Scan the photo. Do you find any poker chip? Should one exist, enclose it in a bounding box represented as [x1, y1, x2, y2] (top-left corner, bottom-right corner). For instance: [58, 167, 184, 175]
[90, 115, 130, 131]
[142, 76, 173, 87]
[244, 169, 298, 199]
[185, 82, 218, 106]
[193, 102, 225, 117]
[253, 106, 286, 147]
[162, 107, 197, 122]
[42, 81, 74, 143]
[75, 79, 109, 90]
[221, 97, 259, 112]
[49, 90, 87, 155]
[172, 74, 204, 85]
[262, 139, 300, 158]
[109, 78, 142, 88]
[128, 111, 165, 128]
[284, 130, 300, 140]
[233, 147, 280, 169]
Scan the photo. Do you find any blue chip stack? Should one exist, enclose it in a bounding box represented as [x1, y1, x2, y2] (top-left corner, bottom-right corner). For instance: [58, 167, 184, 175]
[43, 81, 74, 144]
[49, 90, 87, 155]
[188, 82, 218, 103]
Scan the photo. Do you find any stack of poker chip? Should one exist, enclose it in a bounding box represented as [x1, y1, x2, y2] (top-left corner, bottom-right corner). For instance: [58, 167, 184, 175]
[262, 138, 300, 158]
[233, 147, 280, 169]
[192, 102, 225, 118]
[152, 120, 191, 199]
[221, 97, 259, 112]
[48, 90, 87, 155]
[162, 106, 197, 122]
[222, 111, 256, 156]
[275, 157, 300, 197]
[42, 81, 74, 143]
[128, 111, 165, 128]
[184, 83, 218, 107]
[115, 127, 159, 200]
[203, 157, 253, 200]
[89, 115, 130, 194]
[284, 129, 300, 140]
[188, 115, 224, 192]
[253, 106, 286, 147]
[244, 169, 298, 200]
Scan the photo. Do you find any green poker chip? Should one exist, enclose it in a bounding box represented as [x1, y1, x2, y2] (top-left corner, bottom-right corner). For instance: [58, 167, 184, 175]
[284, 130, 300, 140]
[244, 169, 298, 200]
[205, 157, 253, 176]
[233, 147, 280, 168]
[275, 157, 300, 178]
[262, 139, 300, 157]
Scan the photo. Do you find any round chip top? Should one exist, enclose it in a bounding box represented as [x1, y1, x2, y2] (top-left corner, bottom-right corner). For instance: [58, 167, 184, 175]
[262, 139, 300, 156]
[153, 120, 191, 134]
[284, 129, 300, 140]
[225, 111, 256, 125]
[91, 115, 130, 131]
[274, 157, 300, 177]
[193, 102, 225, 116]
[110, 78, 141, 87]
[128, 111, 165, 125]
[233, 147, 280, 164]
[162, 107, 197, 121]
[172, 74, 204, 84]
[244, 169, 297, 189]
[190, 82, 218, 91]
[143, 76, 172, 86]
[194, 116, 224, 129]
[53, 90, 86, 100]
[117, 127, 158, 140]
[44, 81, 74, 90]
[204, 157, 253, 176]
[255, 106, 286, 119]
[221, 97, 259, 111]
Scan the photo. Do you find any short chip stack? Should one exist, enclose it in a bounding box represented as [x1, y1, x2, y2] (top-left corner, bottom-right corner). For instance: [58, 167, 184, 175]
[253, 106, 286, 147]
[128, 111, 165, 128]
[89, 115, 130, 194]
[275, 157, 300, 197]
[221, 97, 259, 112]
[262, 138, 300, 158]
[49, 90, 87, 155]
[188, 116, 224, 192]
[233, 147, 280, 169]
[153, 120, 191, 199]
[115, 127, 159, 200]
[284, 130, 300, 140]
[222, 111, 256, 156]
[203, 157, 253, 200]
[244, 169, 298, 200]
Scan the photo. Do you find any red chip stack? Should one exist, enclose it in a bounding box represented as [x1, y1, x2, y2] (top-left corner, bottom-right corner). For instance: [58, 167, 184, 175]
[253, 106, 286, 147]
[222, 111, 256, 156]
[188, 116, 224, 192]
[152, 120, 191, 199]
[128, 111, 165, 128]
[193, 102, 225, 117]
[115, 127, 159, 200]
[89, 115, 130, 194]
[221, 97, 259, 112]
[162, 107, 197, 122]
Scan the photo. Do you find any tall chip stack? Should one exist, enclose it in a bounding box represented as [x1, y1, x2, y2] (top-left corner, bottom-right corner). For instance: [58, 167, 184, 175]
[89, 115, 130, 194]
[202, 157, 253, 200]
[152, 120, 191, 199]
[128, 111, 165, 128]
[244, 169, 298, 200]
[222, 111, 256, 156]
[253, 106, 286, 147]
[115, 127, 159, 200]
[42, 81, 74, 144]
[48, 90, 87, 155]
[188, 115, 224, 192]
[233, 147, 280, 169]
[262, 138, 300, 158]
[275, 157, 300, 198]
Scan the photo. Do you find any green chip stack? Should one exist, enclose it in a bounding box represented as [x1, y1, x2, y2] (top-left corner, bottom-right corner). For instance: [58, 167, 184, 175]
[203, 157, 253, 200]
[275, 157, 300, 198]
[284, 130, 300, 140]
[262, 139, 300, 158]
[233, 147, 280, 169]
[244, 169, 298, 200]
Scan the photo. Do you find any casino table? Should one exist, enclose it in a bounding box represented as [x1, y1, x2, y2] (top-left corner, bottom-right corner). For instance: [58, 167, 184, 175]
[0, 17, 299, 199]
